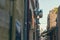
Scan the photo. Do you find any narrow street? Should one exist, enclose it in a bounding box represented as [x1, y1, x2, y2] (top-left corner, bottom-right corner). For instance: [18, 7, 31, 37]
[0, 0, 60, 40]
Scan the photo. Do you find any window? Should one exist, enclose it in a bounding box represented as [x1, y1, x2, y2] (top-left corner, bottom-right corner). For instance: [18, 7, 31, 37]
[0, 0, 6, 7]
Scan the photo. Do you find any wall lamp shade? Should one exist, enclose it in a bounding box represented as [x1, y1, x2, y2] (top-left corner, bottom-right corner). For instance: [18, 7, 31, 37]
[38, 10, 43, 18]
[34, 10, 43, 18]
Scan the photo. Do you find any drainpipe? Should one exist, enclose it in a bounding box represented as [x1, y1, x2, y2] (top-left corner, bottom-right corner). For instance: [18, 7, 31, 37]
[56, 26, 58, 40]
[9, 0, 14, 40]
[56, 19, 58, 40]
[23, 0, 29, 40]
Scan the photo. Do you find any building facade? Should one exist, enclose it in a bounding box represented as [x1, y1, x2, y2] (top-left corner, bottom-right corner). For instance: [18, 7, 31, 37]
[0, 0, 24, 40]
[29, 0, 43, 40]
[0, 0, 10, 40]
[0, 0, 43, 40]
[47, 8, 58, 30]
[47, 8, 58, 40]
[56, 6, 60, 40]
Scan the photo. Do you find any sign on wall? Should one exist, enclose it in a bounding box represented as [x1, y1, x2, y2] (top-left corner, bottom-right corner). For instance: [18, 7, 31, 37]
[16, 19, 21, 40]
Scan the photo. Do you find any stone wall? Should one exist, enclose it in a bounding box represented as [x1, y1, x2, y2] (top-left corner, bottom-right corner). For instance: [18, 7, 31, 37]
[0, 0, 10, 40]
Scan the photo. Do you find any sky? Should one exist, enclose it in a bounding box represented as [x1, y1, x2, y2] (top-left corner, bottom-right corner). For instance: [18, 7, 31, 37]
[39, 0, 60, 31]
